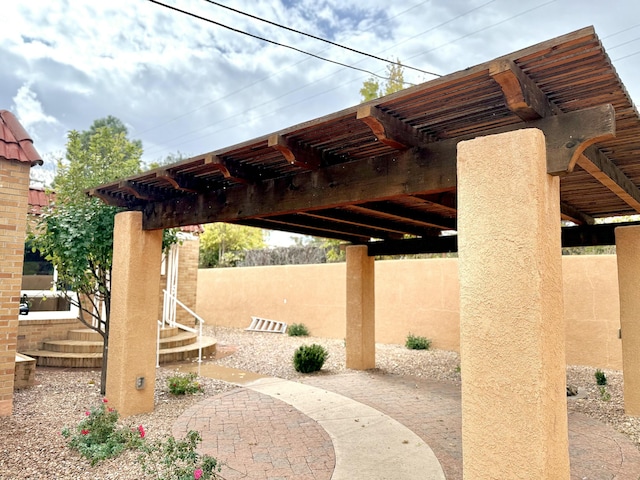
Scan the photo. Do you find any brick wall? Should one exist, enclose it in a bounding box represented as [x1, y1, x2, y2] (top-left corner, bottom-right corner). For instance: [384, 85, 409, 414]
[0, 159, 31, 415]
[17, 318, 85, 351]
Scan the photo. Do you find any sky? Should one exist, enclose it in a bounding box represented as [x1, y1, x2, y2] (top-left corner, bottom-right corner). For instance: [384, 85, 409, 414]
[2, 0, 640, 244]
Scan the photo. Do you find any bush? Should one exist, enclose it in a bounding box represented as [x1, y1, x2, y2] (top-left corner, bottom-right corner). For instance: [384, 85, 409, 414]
[405, 333, 431, 350]
[61, 398, 144, 465]
[168, 372, 203, 395]
[595, 369, 607, 386]
[138, 430, 222, 480]
[293, 344, 328, 373]
[288, 323, 310, 336]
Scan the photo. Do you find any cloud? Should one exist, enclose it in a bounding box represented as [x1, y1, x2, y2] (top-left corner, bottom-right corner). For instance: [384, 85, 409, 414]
[11, 83, 59, 130]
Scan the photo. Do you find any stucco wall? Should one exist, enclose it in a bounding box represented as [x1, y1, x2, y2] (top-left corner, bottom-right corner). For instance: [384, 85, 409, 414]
[197, 255, 622, 369]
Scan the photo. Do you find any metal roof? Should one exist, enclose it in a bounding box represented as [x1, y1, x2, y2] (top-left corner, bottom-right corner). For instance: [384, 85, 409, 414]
[90, 27, 640, 254]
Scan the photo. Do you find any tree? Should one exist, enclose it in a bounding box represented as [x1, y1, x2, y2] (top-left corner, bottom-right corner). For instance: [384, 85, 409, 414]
[199, 223, 266, 267]
[359, 59, 406, 102]
[32, 117, 145, 394]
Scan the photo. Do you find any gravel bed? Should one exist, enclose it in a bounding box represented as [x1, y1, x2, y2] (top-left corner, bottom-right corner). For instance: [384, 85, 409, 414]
[1, 326, 638, 479]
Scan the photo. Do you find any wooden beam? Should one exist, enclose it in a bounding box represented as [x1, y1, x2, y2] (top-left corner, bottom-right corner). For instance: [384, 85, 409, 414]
[367, 236, 457, 256]
[268, 134, 322, 169]
[142, 140, 459, 230]
[489, 59, 557, 121]
[356, 105, 428, 150]
[87, 188, 131, 208]
[357, 201, 457, 230]
[539, 104, 616, 175]
[576, 146, 640, 214]
[238, 218, 367, 244]
[304, 209, 433, 237]
[267, 213, 402, 240]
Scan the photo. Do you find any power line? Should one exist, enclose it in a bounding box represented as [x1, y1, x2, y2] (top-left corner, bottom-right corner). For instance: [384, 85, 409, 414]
[147, 0, 417, 86]
[200, 0, 441, 78]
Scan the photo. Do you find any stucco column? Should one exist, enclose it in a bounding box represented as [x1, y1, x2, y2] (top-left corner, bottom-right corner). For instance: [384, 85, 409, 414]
[614, 225, 640, 416]
[106, 211, 162, 416]
[0, 159, 30, 417]
[457, 128, 569, 479]
[345, 245, 375, 369]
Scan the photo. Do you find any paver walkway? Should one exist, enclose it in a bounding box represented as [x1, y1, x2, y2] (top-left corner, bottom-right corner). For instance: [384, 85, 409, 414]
[174, 367, 640, 479]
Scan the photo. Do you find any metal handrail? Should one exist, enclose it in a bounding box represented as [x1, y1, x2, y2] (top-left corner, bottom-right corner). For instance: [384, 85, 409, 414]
[160, 289, 205, 363]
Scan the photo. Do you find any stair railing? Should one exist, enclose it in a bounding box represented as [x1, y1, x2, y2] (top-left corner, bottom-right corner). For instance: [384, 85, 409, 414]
[160, 289, 205, 363]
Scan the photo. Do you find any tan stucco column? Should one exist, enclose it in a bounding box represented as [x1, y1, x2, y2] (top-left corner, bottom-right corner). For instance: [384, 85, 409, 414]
[106, 211, 162, 416]
[345, 245, 375, 369]
[457, 128, 569, 479]
[0, 159, 30, 417]
[614, 225, 640, 416]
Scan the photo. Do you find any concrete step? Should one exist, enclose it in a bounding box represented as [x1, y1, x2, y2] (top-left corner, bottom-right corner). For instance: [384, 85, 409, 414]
[22, 330, 216, 368]
[42, 339, 103, 353]
[68, 328, 102, 341]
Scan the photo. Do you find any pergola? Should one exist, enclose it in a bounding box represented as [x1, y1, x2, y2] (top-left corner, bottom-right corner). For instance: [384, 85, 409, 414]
[92, 27, 640, 479]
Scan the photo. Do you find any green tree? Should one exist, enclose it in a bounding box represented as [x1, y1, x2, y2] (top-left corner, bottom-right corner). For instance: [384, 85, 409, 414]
[359, 59, 406, 102]
[32, 117, 147, 394]
[199, 223, 266, 267]
[146, 151, 187, 170]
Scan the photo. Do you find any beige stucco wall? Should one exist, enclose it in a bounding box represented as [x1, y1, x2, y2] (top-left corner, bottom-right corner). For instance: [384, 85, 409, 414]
[197, 254, 621, 369]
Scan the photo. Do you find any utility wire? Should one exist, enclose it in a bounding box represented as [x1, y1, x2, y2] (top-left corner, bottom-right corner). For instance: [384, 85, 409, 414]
[200, 0, 441, 78]
[147, 0, 416, 86]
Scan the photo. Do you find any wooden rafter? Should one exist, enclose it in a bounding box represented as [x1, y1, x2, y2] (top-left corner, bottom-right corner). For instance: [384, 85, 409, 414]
[560, 202, 595, 225]
[356, 105, 428, 150]
[204, 154, 249, 184]
[118, 181, 151, 201]
[355, 202, 456, 230]
[268, 134, 322, 169]
[155, 170, 198, 193]
[489, 59, 558, 121]
[576, 146, 640, 213]
[239, 218, 368, 244]
[303, 209, 433, 237]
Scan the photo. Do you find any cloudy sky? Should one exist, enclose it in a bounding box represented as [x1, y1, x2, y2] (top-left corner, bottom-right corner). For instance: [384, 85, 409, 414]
[2, 0, 639, 174]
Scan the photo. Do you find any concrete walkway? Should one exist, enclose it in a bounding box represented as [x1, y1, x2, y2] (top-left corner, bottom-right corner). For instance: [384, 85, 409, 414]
[173, 366, 640, 480]
[248, 377, 445, 480]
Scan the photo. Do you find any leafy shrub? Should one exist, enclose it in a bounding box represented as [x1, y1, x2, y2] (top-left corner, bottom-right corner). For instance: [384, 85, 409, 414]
[598, 385, 611, 402]
[61, 398, 144, 465]
[405, 333, 431, 350]
[138, 430, 222, 480]
[288, 323, 310, 337]
[293, 344, 328, 373]
[595, 369, 607, 386]
[168, 372, 203, 395]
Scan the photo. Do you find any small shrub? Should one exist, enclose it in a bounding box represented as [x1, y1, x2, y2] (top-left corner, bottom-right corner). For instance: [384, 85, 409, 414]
[288, 323, 310, 336]
[61, 398, 144, 465]
[138, 430, 222, 480]
[168, 372, 203, 395]
[405, 333, 431, 350]
[293, 344, 328, 373]
[598, 385, 611, 402]
[595, 369, 607, 386]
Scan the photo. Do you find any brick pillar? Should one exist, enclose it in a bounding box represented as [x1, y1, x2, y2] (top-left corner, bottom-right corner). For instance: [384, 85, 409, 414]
[0, 159, 30, 416]
[176, 239, 200, 327]
[106, 211, 162, 416]
[457, 129, 570, 479]
[614, 225, 640, 416]
[345, 245, 375, 369]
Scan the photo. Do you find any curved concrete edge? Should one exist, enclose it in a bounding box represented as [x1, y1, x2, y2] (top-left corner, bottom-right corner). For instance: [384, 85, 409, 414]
[246, 377, 446, 480]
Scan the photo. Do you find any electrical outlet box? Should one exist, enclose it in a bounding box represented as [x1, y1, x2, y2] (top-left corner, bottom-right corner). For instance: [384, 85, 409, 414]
[136, 377, 145, 389]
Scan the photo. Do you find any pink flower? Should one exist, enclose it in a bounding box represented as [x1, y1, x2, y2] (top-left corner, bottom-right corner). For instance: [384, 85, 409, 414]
[194, 469, 203, 480]
[138, 425, 146, 438]
[108, 407, 114, 412]
[102, 398, 108, 403]
[81, 429, 90, 435]
[85, 411, 90, 416]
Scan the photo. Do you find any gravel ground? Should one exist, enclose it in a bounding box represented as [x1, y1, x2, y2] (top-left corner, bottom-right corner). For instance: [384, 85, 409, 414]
[1, 326, 638, 479]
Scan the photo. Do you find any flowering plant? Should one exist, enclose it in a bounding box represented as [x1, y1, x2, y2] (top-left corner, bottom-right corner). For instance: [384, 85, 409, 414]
[62, 398, 145, 465]
[137, 430, 222, 479]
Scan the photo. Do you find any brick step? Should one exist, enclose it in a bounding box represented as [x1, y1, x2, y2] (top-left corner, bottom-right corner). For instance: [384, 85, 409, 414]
[68, 329, 102, 341]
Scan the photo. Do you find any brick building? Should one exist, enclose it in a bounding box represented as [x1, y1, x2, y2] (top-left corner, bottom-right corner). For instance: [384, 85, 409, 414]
[0, 110, 42, 416]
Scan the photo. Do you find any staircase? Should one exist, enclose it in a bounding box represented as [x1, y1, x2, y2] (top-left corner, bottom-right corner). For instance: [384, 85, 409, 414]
[21, 326, 216, 368]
